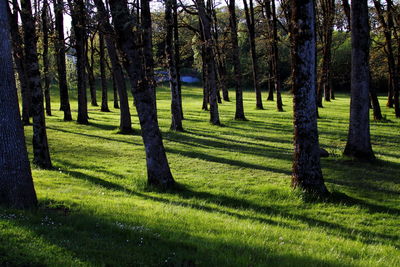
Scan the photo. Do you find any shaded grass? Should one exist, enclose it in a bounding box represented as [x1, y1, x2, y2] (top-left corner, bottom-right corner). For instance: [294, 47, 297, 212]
[1, 85, 399, 266]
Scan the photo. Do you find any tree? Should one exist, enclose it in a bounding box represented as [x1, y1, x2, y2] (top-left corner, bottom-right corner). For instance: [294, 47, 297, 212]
[290, 0, 328, 195]
[53, 0, 72, 121]
[109, 0, 175, 188]
[316, 0, 335, 105]
[343, 0, 374, 160]
[196, 0, 221, 125]
[0, 0, 37, 209]
[165, 0, 184, 131]
[265, 0, 283, 111]
[99, 31, 110, 112]
[41, 0, 52, 116]
[20, 0, 52, 169]
[7, 0, 31, 125]
[93, 0, 132, 133]
[228, 0, 246, 120]
[68, 0, 89, 124]
[243, 0, 263, 109]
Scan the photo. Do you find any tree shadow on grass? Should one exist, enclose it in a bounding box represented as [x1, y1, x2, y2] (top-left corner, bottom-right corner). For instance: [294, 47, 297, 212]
[163, 131, 293, 162]
[47, 126, 142, 146]
[1, 201, 346, 266]
[62, 168, 399, 248]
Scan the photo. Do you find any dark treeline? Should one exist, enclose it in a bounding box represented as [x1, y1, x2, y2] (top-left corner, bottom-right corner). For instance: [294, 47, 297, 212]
[0, 0, 398, 209]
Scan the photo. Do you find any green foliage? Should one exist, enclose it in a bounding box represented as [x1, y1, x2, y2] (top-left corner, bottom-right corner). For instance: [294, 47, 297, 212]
[1, 85, 399, 266]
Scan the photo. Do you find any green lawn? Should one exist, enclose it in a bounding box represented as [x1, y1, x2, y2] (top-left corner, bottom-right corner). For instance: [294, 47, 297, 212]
[1, 84, 399, 266]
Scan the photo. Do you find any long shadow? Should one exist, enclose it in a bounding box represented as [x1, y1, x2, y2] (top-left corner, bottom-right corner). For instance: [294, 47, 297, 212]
[64, 168, 399, 247]
[3, 203, 345, 265]
[164, 131, 293, 162]
[47, 126, 142, 146]
[166, 147, 291, 175]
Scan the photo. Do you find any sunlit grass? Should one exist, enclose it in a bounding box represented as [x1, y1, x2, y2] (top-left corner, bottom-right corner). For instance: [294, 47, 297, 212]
[0, 84, 399, 266]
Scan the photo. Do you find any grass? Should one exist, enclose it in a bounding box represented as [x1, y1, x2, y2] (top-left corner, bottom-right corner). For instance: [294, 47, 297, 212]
[1, 84, 399, 266]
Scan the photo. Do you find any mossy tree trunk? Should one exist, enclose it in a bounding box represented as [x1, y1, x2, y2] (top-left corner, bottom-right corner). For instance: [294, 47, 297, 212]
[109, 0, 175, 188]
[343, 0, 375, 160]
[20, 0, 52, 169]
[290, 0, 328, 196]
[0, 0, 37, 208]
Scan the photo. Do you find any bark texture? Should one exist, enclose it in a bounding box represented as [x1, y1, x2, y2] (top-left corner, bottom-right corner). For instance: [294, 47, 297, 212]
[290, 0, 328, 195]
[228, 0, 246, 120]
[109, 0, 175, 188]
[69, 0, 89, 124]
[20, 0, 52, 169]
[93, 0, 132, 133]
[165, 0, 183, 131]
[243, 0, 263, 109]
[54, 0, 72, 121]
[42, 0, 51, 116]
[343, 0, 375, 160]
[197, 0, 220, 124]
[99, 31, 110, 112]
[8, 0, 31, 125]
[0, 0, 37, 208]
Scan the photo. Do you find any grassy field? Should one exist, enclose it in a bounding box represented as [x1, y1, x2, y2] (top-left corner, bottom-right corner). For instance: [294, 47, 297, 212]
[0, 84, 399, 266]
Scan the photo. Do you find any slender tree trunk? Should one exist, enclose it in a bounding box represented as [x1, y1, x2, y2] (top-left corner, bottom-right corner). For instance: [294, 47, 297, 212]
[165, 0, 183, 131]
[197, 0, 220, 124]
[172, 0, 185, 117]
[112, 73, 120, 109]
[69, 0, 89, 124]
[370, 88, 383, 121]
[54, 0, 72, 121]
[20, 0, 52, 169]
[93, 0, 132, 133]
[0, 0, 37, 209]
[290, 0, 328, 196]
[343, 0, 375, 160]
[141, 0, 157, 108]
[244, 0, 263, 109]
[271, 0, 283, 111]
[7, 0, 31, 125]
[373, 0, 399, 115]
[42, 0, 51, 116]
[229, 0, 246, 120]
[99, 31, 110, 112]
[87, 35, 98, 106]
[317, 0, 335, 105]
[211, 4, 229, 103]
[109, 0, 175, 188]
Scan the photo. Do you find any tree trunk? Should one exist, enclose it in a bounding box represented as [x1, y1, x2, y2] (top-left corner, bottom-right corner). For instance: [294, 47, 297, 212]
[173, 0, 185, 117]
[317, 0, 335, 105]
[370, 87, 383, 121]
[373, 0, 399, 116]
[112, 72, 120, 109]
[93, 0, 132, 133]
[99, 31, 110, 112]
[197, 0, 220, 125]
[69, 0, 89, 124]
[20, 0, 52, 169]
[290, 0, 328, 195]
[343, 0, 375, 160]
[165, 0, 183, 131]
[0, 0, 37, 208]
[265, 0, 283, 110]
[211, 4, 229, 103]
[243, 0, 263, 109]
[54, 0, 72, 121]
[87, 35, 98, 106]
[7, 0, 31, 125]
[229, 0, 246, 120]
[109, 0, 175, 188]
[42, 0, 51, 116]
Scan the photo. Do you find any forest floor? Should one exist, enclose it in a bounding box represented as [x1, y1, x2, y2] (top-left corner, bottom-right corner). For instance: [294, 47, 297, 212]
[1, 84, 399, 266]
